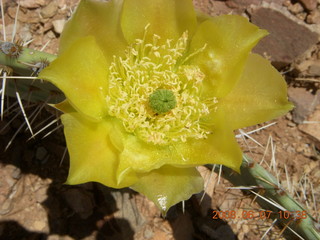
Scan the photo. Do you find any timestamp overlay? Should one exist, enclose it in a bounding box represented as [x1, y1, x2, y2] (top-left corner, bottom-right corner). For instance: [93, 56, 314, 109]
[212, 210, 307, 221]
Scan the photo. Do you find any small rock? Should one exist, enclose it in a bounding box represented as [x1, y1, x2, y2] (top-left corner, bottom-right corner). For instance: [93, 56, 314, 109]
[285, 112, 293, 121]
[303, 161, 318, 174]
[152, 230, 169, 240]
[250, 8, 319, 68]
[19, 0, 47, 8]
[47, 235, 73, 240]
[306, 10, 320, 24]
[296, 143, 312, 157]
[35, 187, 48, 203]
[40, 1, 59, 19]
[211, 1, 234, 15]
[0, 199, 12, 215]
[226, 0, 285, 8]
[226, 0, 260, 9]
[308, 62, 320, 76]
[46, 30, 57, 39]
[4, 165, 20, 186]
[298, 106, 320, 149]
[52, 19, 66, 34]
[288, 87, 320, 124]
[7, 7, 40, 23]
[43, 21, 53, 32]
[296, 12, 308, 21]
[264, 0, 288, 3]
[143, 225, 154, 239]
[47, 235, 60, 240]
[58, 0, 67, 9]
[283, 0, 292, 7]
[193, 0, 233, 16]
[17, 25, 33, 42]
[288, 2, 304, 14]
[33, 220, 46, 231]
[298, 0, 318, 11]
[11, 167, 21, 180]
[295, 59, 315, 73]
[287, 121, 296, 127]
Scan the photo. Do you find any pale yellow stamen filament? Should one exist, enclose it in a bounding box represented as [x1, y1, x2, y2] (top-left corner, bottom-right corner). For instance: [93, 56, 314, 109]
[106, 27, 217, 145]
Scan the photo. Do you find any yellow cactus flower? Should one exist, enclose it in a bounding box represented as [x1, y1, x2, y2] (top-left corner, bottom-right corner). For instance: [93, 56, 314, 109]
[39, 0, 293, 212]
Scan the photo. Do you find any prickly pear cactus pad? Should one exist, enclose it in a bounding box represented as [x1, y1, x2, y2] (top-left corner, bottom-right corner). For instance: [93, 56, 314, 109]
[38, 0, 293, 213]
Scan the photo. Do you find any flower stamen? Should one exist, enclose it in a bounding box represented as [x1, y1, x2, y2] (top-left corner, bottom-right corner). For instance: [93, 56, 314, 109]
[106, 29, 216, 145]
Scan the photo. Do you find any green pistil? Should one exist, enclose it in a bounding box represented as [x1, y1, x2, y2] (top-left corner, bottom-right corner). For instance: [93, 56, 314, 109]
[149, 89, 177, 114]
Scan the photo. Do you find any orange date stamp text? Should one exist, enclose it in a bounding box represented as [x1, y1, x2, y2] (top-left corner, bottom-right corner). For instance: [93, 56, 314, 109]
[212, 210, 307, 220]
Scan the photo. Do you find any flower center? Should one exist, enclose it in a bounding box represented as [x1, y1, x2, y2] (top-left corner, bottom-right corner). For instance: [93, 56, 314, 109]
[149, 89, 177, 114]
[106, 27, 217, 145]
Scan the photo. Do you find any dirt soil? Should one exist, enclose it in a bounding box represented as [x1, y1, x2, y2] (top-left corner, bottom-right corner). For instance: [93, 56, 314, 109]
[0, 0, 319, 240]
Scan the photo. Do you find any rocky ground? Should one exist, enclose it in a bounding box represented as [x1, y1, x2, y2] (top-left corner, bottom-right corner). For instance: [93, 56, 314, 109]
[0, 0, 319, 239]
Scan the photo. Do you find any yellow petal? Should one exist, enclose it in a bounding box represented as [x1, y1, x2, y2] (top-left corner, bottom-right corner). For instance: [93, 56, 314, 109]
[39, 36, 109, 121]
[61, 113, 138, 188]
[59, 0, 126, 58]
[190, 15, 268, 98]
[117, 125, 242, 175]
[131, 165, 203, 214]
[184, 126, 242, 172]
[121, 0, 197, 43]
[195, 9, 211, 24]
[216, 53, 293, 130]
[173, 127, 242, 172]
[51, 100, 76, 113]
